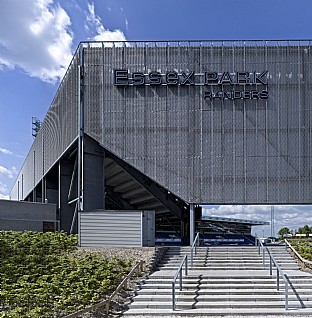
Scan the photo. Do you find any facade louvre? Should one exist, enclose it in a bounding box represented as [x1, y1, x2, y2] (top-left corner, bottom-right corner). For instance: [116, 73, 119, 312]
[11, 40, 312, 206]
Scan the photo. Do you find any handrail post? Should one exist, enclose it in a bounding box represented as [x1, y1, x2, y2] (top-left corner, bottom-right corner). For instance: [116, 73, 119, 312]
[172, 254, 188, 311]
[285, 281, 288, 310]
[277, 268, 280, 290]
[262, 248, 265, 269]
[185, 255, 188, 276]
[269, 257, 272, 276]
[179, 268, 182, 291]
[191, 248, 193, 267]
[190, 232, 199, 268]
[172, 281, 175, 310]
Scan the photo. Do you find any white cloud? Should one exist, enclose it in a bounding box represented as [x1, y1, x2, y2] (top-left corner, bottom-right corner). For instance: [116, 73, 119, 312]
[86, 2, 126, 42]
[0, 165, 13, 178]
[0, 181, 7, 193]
[0, 165, 17, 179]
[0, 148, 13, 155]
[0, 194, 10, 200]
[0, 0, 73, 83]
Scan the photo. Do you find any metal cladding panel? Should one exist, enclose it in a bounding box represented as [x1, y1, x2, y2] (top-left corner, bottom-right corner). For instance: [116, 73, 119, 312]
[79, 210, 145, 247]
[11, 54, 79, 200]
[83, 41, 312, 204]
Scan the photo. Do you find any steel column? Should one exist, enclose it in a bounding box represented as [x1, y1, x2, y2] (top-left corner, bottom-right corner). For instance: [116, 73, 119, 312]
[190, 203, 195, 246]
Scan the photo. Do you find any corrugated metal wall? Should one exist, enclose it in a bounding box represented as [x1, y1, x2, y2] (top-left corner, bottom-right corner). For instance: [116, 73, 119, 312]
[83, 41, 312, 204]
[78, 210, 155, 247]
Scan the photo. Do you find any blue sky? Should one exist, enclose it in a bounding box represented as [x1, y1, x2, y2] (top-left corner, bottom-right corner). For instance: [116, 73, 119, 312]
[1, 0, 312, 236]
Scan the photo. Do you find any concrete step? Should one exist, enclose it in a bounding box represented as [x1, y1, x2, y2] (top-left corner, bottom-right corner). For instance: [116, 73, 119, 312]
[132, 294, 312, 302]
[143, 277, 279, 283]
[127, 300, 296, 309]
[157, 265, 273, 270]
[136, 288, 293, 295]
[138, 283, 283, 290]
[124, 245, 312, 316]
[123, 308, 312, 316]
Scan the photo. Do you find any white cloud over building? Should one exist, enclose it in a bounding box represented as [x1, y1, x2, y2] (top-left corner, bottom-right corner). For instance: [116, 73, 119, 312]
[85, 2, 126, 42]
[0, 0, 73, 83]
[0, 0, 127, 83]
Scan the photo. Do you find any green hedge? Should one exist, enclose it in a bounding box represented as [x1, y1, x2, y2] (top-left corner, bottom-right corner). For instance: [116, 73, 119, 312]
[288, 239, 312, 261]
[0, 231, 132, 317]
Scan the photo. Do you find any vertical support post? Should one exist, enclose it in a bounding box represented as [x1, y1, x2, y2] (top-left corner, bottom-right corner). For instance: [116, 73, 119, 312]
[179, 269, 182, 291]
[191, 248, 193, 267]
[190, 203, 195, 246]
[42, 136, 45, 203]
[172, 282, 175, 310]
[185, 256, 188, 276]
[58, 161, 61, 210]
[42, 176, 46, 203]
[21, 174, 24, 200]
[262, 248, 265, 269]
[270, 257, 272, 276]
[77, 43, 84, 213]
[277, 268, 280, 290]
[33, 151, 36, 202]
[285, 281, 288, 310]
[58, 160, 61, 231]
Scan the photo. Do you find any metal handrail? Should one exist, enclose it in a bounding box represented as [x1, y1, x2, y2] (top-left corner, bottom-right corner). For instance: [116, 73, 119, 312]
[190, 232, 200, 267]
[63, 260, 144, 318]
[255, 237, 289, 310]
[172, 255, 188, 311]
[255, 236, 267, 269]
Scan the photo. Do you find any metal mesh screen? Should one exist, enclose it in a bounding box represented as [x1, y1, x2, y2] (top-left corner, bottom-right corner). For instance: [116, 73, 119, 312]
[12, 40, 312, 205]
[11, 54, 79, 199]
[84, 40, 312, 204]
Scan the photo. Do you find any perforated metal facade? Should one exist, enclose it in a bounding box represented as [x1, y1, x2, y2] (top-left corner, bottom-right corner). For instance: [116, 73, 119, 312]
[11, 54, 79, 200]
[11, 41, 312, 205]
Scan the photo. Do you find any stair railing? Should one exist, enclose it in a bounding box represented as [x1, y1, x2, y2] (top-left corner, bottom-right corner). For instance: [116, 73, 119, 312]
[172, 255, 188, 311]
[255, 237, 289, 310]
[190, 232, 200, 267]
[255, 235, 266, 269]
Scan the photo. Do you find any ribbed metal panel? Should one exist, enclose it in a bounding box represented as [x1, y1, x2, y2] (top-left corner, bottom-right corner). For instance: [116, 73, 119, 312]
[83, 40, 312, 204]
[11, 40, 312, 205]
[79, 210, 154, 247]
[11, 54, 79, 199]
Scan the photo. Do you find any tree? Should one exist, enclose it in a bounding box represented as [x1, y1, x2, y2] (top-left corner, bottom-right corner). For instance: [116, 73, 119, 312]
[297, 225, 312, 235]
[278, 227, 290, 237]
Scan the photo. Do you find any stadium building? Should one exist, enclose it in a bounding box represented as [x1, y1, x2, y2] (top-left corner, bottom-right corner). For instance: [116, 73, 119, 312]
[8, 40, 312, 245]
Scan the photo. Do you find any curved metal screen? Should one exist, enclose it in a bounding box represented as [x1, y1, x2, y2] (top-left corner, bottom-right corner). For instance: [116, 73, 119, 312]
[11, 54, 79, 200]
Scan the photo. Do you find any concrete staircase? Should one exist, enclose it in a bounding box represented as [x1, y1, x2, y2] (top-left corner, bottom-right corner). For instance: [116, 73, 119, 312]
[267, 245, 300, 270]
[123, 245, 312, 316]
